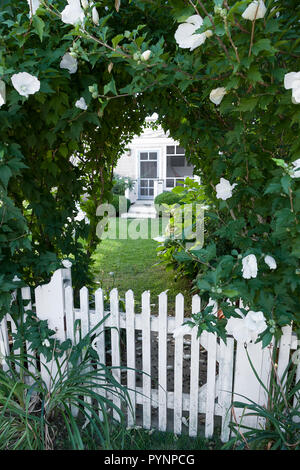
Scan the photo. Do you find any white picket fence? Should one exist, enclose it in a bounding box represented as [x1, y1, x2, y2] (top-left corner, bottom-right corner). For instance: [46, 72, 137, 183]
[0, 267, 299, 442]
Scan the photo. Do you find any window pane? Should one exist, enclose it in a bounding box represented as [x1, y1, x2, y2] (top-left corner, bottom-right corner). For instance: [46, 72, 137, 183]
[176, 146, 185, 155]
[172, 156, 185, 167]
[166, 179, 174, 188]
[140, 179, 148, 188]
[149, 152, 157, 160]
[140, 152, 148, 160]
[166, 145, 175, 155]
[140, 161, 157, 178]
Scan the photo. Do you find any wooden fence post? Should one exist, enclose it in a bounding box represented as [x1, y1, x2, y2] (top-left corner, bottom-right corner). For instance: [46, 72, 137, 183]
[35, 267, 72, 389]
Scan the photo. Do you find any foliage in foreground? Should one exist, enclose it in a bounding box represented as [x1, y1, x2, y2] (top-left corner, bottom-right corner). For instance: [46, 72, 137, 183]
[225, 355, 300, 450]
[1, 0, 299, 345]
[0, 342, 131, 450]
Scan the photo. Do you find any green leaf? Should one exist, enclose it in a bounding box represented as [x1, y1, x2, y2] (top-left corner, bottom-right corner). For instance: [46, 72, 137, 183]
[252, 39, 277, 56]
[247, 66, 262, 83]
[32, 15, 45, 42]
[112, 34, 124, 49]
[222, 288, 239, 298]
[280, 175, 291, 195]
[0, 165, 12, 187]
[104, 78, 117, 96]
[239, 97, 258, 112]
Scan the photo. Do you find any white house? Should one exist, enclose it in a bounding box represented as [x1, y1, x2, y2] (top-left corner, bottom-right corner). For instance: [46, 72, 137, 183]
[114, 114, 196, 205]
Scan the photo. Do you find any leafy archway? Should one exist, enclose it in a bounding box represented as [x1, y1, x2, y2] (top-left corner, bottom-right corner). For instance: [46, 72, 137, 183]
[1, 0, 299, 343]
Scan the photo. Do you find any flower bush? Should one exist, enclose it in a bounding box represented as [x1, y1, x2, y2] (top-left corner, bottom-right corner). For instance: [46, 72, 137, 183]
[0, 0, 299, 347]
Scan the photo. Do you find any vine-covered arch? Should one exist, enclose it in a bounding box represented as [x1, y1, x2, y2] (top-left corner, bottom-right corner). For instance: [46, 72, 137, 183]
[0, 0, 299, 343]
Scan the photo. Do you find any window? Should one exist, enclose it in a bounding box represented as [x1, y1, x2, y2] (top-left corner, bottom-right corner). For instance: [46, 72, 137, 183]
[166, 145, 193, 178]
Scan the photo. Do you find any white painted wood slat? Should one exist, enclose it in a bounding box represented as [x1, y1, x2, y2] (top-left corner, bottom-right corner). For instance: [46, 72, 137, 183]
[125, 290, 136, 427]
[94, 288, 107, 420]
[189, 294, 201, 437]
[219, 337, 234, 442]
[174, 293, 184, 435]
[205, 299, 217, 438]
[141, 291, 151, 429]
[110, 288, 121, 421]
[158, 292, 168, 431]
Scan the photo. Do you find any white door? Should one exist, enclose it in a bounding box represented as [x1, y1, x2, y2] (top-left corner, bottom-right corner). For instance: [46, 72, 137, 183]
[138, 151, 158, 199]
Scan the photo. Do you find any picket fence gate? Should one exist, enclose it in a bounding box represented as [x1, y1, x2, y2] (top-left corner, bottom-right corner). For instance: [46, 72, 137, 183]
[0, 267, 299, 442]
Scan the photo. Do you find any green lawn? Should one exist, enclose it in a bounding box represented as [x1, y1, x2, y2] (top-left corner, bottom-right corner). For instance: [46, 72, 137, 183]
[92, 218, 192, 314]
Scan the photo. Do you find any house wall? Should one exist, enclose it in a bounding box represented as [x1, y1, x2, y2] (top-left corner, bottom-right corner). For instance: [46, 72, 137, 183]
[114, 119, 181, 181]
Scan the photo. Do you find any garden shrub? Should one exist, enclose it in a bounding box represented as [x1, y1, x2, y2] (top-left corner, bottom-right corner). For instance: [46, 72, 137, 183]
[154, 191, 183, 216]
[111, 195, 131, 216]
[112, 175, 135, 195]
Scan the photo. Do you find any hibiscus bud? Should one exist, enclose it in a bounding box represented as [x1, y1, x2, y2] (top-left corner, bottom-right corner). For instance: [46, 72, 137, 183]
[141, 50, 152, 61]
[92, 6, 99, 25]
[204, 30, 213, 38]
[242, 1, 267, 21]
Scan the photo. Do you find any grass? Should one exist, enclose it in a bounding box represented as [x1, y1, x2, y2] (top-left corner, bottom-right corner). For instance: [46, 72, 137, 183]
[92, 217, 192, 313]
[113, 427, 223, 451]
[76, 425, 223, 450]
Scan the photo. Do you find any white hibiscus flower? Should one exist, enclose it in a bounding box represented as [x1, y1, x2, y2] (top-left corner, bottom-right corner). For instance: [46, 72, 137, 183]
[226, 308, 267, 343]
[61, 0, 85, 26]
[174, 15, 213, 51]
[27, 0, 40, 17]
[209, 87, 227, 105]
[141, 50, 152, 61]
[264, 255, 277, 270]
[290, 159, 300, 178]
[60, 53, 78, 74]
[242, 254, 258, 279]
[11, 72, 40, 98]
[75, 97, 88, 110]
[215, 178, 237, 200]
[244, 310, 267, 334]
[62, 259, 72, 269]
[284, 72, 300, 104]
[242, 1, 267, 21]
[0, 80, 6, 108]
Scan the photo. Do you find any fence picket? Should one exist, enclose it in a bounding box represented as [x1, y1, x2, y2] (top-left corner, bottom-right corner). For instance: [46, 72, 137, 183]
[9, 315, 20, 373]
[174, 293, 184, 435]
[219, 337, 234, 442]
[141, 291, 151, 429]
[110, 288, 121, 421]
[189, 294, 201, 437]
[277, 325, 292, 385]
[79, 286, 94, 416]
[205, 299, 217, 438]
[0, 315, 10, 371]
[65, 286, 75, 343]
[158, 292, 168, 431]
[21, 286, 37, 380]
[94, 288, 107, 420]
[125, 290, 136, 427]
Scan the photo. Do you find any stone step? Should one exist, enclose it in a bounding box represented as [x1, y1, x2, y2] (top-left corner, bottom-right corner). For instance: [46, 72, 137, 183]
[121, 212, 157, 219]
